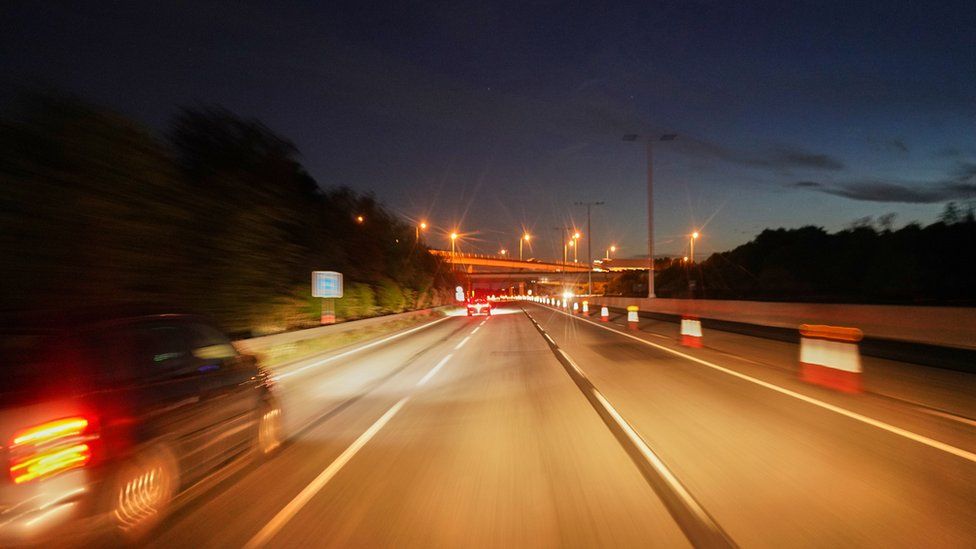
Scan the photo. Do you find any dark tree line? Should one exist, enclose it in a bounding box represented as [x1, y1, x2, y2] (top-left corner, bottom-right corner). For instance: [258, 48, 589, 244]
[653, 204, 976, 304]
[0, 92, 455, 334]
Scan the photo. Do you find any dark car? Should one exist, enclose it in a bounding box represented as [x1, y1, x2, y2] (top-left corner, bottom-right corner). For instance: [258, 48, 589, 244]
[0, 310, 282, 546]
[466, 298, 492, 316]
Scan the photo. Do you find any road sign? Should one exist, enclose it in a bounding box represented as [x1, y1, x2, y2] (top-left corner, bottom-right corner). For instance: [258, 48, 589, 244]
[312, 271, 343, 298]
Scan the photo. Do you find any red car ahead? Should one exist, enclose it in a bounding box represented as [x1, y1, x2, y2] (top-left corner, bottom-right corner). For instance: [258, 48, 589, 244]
[465, 299, 492, 316]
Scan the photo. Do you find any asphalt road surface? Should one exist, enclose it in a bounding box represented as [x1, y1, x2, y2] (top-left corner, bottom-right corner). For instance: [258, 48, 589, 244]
[148, 302, 976, 548]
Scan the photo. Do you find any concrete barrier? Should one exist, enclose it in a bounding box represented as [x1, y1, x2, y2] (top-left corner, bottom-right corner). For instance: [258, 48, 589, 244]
[595, 297, 976, 351]
[235, 306, 452, 356]
[799, 324, 863, 393]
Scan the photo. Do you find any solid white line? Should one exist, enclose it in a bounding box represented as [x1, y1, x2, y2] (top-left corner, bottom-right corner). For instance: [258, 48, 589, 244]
[454, 336, 471, 350]
[920, 408, 976, 428]
[537, 305, 976, 464]
[276, 316, 452, 379]
[417, 353, 453, 386]
[243, 397, 410, 548]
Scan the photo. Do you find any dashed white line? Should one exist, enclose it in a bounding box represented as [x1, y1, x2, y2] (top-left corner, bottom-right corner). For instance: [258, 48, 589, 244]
[471, 326, 480, 334]
[454, 335, 471, 350]
[538, 304, 976, 464]
[243, 396, 410, 548]
[417, 353, 453, 386]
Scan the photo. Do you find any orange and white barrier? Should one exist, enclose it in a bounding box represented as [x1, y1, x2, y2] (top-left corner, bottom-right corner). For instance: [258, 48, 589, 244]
[680, 316, 703, 348]
[627, 305, 639, 329]
[572, 302, 579, 313]
[799, 324, 863, 393]
[600, 306, 609, 322]
[582, 301, 589, 315]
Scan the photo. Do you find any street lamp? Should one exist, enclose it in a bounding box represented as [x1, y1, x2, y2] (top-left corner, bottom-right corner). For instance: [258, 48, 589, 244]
[416, 220, 428, 241]
[623, 133, 678, 298]
[575, 201, 604, 295]
[571, 232, 580, 263]
[569, 239, 577, 263]
[519, 233, 531, 260]
[500, 249, 507, 256]
[606, 244, 616, 260]
[690, 231, 700, 264]
[450, 232, 458, 255]
[356, 215, 365, 224]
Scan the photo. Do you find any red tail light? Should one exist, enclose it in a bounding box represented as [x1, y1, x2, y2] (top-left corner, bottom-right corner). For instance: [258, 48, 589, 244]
[9, 416, 98, 484]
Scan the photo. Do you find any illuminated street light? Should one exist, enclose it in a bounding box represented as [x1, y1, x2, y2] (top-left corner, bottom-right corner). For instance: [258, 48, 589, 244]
[500, 249, 507, 256]
[450, 232, 458, 256]
[356, 215, 365, 224]
[519, 233, 531, 260]
[416, 220, 428, 241]
[606, 244, 617, 260]
[690, 230, 700, 264]
[571, 232, 580, 263]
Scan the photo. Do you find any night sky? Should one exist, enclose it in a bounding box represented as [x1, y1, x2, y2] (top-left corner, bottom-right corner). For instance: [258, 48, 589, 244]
[3, 1, 974, 260]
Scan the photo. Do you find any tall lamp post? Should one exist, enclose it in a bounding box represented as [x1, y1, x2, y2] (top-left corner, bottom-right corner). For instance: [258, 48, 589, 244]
[606, 244, 616, 260]
[623, 133, 677, 298]
[571, 232, 580, 263]
[519, 233, 531, 260]
[575, 201, 604, 295]
[416, 221, 427, 241]
[690, 231, 700, 264]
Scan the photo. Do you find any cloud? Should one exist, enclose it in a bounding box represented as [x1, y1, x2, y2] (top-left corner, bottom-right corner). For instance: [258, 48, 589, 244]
[888, 138, 908, 154]
[789, 162, 976, 203]
[675, 139, 845, 172]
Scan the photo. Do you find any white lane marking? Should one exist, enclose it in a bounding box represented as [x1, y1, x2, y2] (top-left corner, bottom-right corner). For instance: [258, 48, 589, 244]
[920, 408, 976, 428]
[244, 396, 410, 548]
[538, 305, 976, 464]
[454, 336, 471, 350]
[417, 353, 453, 386]
[471, 326, 480, 334]
[275, 316, 451, 379]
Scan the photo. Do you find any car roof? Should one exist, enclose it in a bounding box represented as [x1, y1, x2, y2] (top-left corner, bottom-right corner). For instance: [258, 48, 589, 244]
[0, 305, 205, 333]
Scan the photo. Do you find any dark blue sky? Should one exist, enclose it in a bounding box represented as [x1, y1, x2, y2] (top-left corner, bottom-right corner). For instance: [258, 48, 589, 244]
[3, 1, 975, 259]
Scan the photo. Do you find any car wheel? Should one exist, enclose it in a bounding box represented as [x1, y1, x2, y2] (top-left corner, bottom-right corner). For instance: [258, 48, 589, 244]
[256, 399, 283, 458]
[106, 443, 178, 544]
[466, 311, 472, 316]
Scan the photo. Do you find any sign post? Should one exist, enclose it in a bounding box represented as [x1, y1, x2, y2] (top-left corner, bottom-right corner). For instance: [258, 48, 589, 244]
[312, 271, 343, 324]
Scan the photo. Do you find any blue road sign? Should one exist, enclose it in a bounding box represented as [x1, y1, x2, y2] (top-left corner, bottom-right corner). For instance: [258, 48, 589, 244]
[312, 271, 343, 298]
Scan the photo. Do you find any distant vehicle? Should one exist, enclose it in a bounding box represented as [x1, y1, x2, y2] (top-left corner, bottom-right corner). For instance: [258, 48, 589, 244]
[0, 310, 282, 545]
[466, 298, 492, 316]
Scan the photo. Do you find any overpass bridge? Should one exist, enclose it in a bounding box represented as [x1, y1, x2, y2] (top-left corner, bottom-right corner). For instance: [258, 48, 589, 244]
[430, 249, 606, 293]
[429, 250, 591, 272]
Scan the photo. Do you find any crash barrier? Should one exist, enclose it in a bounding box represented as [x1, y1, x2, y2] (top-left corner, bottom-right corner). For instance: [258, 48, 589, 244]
[799, 324, 863, 393]
[600, 306, 610, 322]
[582, 301, 589, 315]
[680, 316, 703, 348]
[235, 306, 452, 357]
[573, 302, 579, 313]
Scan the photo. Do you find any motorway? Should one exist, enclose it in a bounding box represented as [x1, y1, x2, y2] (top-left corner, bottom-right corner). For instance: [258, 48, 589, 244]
[149, 302, 976, 548]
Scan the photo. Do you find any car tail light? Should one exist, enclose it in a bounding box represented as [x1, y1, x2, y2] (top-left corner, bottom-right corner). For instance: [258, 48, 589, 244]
[9, 416, 98, 484]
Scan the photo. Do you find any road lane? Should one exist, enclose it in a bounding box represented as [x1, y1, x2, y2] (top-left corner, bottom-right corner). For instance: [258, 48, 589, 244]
[260, 306, 689, 547]
[148, 312, 484, 548]
[526, 303, 976, 547]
